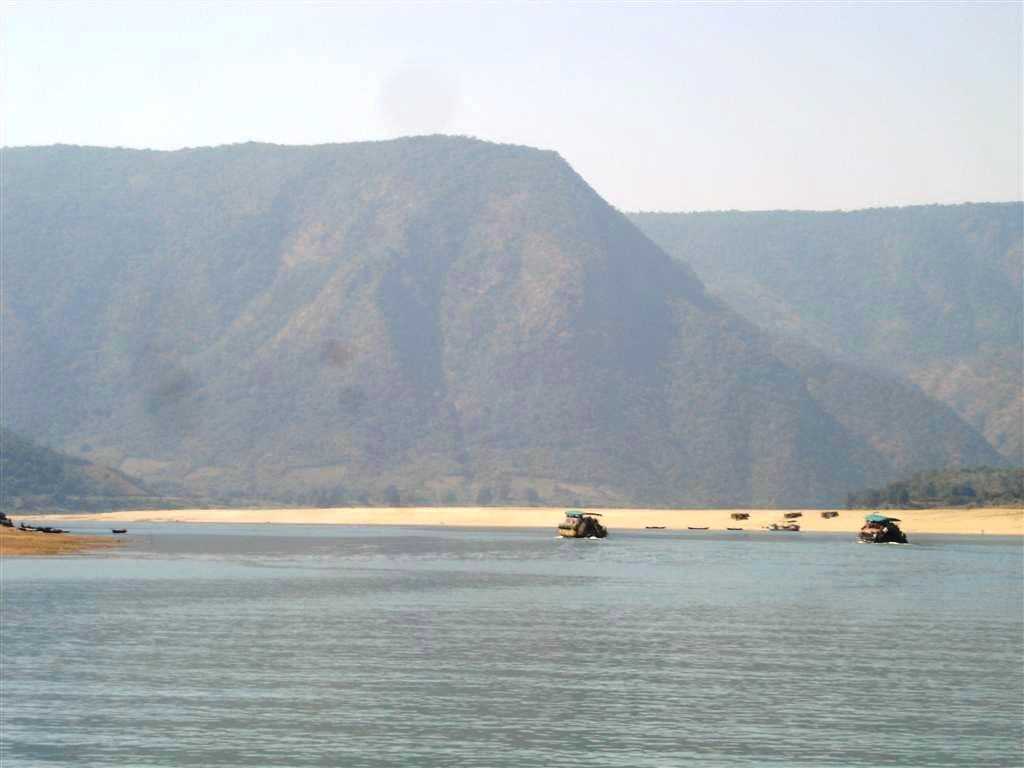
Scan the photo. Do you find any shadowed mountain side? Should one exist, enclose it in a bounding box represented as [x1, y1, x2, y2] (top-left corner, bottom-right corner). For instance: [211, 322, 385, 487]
[631, 205, 1024, 463]
[763, 337, 1004, 475]
[1, 139, 1003, 505]
[0, 427, 154, 510]
[656, 302, 891, 506]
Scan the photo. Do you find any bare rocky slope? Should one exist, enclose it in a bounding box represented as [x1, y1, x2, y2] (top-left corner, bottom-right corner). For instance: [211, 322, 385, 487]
[2, 138, 1004, 506]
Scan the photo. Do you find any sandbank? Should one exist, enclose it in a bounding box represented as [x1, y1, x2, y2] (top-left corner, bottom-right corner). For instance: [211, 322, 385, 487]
[0, 526, 123, 557]
[35, 505, 1023, 536]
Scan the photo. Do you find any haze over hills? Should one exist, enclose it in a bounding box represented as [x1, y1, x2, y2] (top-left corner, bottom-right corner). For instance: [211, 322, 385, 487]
[631, 205, 1023, 464]
[1, 138, 1005, 507]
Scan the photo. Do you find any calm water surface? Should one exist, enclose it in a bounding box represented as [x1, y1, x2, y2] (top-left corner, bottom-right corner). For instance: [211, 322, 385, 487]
[2, 524, 1022, 767]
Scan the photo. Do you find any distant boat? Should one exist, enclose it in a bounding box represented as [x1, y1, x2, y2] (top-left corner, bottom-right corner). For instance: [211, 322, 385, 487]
[821, 510, 840, 519]
[687, 526, 709, 530]
[766, 522, 800, 532]
[20, 523, 64, 533]
[112, 528, 127, 534]
[645, 526, 666, 530]
[726, 527, 744, 531]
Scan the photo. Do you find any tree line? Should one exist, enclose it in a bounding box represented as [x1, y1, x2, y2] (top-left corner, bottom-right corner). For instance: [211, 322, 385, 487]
[847, 467, 1023, 509]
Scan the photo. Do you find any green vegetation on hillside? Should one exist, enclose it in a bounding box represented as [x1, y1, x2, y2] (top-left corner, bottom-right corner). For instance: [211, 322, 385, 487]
[0, 427, 154, 511]
[1, 426, 91, 500]
[846, 467, 1024, 509]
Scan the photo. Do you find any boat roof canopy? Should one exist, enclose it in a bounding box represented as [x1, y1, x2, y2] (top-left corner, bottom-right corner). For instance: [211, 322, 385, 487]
[865, 514, 900, 523]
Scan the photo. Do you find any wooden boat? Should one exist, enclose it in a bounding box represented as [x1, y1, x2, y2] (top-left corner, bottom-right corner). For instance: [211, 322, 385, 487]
[112, 528, 128, 534]
[821, 510, 839, 519]
[644, 526, 665, 530]
[858, 514, 908, 544]
[557, 511, 608, 538]
[766, 522, 800, 531]
[730, 512, 750, 520]
[783, 512, 803, 519]
[726, 527, 744, 531]
[17, 523, 63, 533]
[687, 526, 709, 530]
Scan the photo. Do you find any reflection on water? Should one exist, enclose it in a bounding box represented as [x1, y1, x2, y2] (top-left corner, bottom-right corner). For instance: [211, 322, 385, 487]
[3, 525, 1022, 767]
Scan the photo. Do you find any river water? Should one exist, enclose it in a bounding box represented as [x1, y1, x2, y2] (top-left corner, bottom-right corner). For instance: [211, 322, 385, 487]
[2, 524, 1021, 767]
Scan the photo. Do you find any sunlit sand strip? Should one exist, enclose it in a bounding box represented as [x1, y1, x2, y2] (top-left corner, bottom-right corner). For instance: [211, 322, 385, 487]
[33, 505, 1023, 535]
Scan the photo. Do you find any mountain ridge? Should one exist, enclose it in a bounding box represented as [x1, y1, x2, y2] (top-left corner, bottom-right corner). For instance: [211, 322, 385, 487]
[631, 203, 1023, 463]
[2, 138, 1004, 506]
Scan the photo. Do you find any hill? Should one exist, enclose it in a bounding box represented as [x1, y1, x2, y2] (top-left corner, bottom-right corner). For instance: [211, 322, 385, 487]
[0, 427, 154, 511]
[1, 139, 1004, 506]
[631, 205, 1023, 463]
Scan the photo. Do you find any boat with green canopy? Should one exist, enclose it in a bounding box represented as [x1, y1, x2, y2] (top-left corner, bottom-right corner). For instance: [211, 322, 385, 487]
[859, 514, 908, 544]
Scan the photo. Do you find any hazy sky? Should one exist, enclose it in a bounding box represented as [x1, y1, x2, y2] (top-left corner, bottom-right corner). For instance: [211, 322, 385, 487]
[3, 2, 1021, 211]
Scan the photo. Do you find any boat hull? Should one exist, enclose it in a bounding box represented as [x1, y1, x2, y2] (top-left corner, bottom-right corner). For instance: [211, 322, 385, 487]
[557, 515, 608, 538]
[859, 528, 907, 544]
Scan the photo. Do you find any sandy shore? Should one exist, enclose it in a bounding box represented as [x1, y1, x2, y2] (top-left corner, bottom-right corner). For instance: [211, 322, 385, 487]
[0, 526, 124, 557]
[35, 505, 1023, 535]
